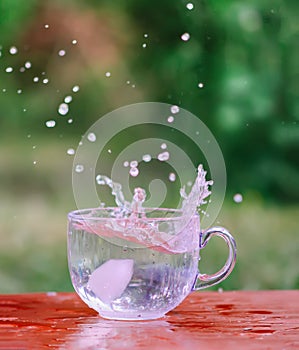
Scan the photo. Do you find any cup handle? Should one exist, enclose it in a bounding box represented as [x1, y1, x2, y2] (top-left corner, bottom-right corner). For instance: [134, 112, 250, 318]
[193, 226, 237, 290]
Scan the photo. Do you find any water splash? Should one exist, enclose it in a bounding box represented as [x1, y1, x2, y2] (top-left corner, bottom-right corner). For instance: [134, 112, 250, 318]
[86, 164, 213, 252]
[95, 164, 212, 217]
[96, 175, 129, 210]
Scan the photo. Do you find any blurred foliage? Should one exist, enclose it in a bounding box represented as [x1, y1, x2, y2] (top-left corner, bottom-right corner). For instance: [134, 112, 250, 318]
[0, 0, 298, 201]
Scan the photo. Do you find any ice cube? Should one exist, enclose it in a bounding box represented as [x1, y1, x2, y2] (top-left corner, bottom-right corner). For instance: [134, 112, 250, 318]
[88, 259, 134, 303]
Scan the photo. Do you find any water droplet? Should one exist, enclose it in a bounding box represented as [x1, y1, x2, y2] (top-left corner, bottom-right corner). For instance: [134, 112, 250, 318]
[170, 105, 180, 114]
[142, 43, 147, 48]
[58, 103, 69, 116]
[33, 161, 37, 165]
[105, 71, 111, 77]
[72, 85, 80, 92]
[58, 49, 66, 57]
[44, 24, 49, 29]
[186, 3, 194, 10]
[5, 67, 13, 73]
[187, 181, 193, 187]
[43, 78, 49, 84]
[167, 116, 174, 123]
[75, 164, 84, 173]
[169, 173, 176, 182]
[196, 131, 199, 135]
[108, 149, 112, 154]
[123, 161, 129, 167]
[25, 61, 31, 69]
[17, 89, 22, 94]
[72, 39, 77, 44]
[27, 134, 31, 138]
[2, 88, 6, 92]
[67, 148, 75, 155]
[9, 46, 18, 55]
[233, 193, 243, 203]
[64, 95, 72, 103]
[132, 84, 136, 88]
[126, 80, 130, 84]
[68, 118, 73, 124]
[129, 167, 139, 177]
[181, 32, 191, 41]
[198, 82, 204, 88]
[160, 143, 167, 149]
[32, 145, 36, 149]
[87, 132, 96, 142]
[130, 160, 138, 168]
[45, 120, 56, 128]
[33, 77, 39, 83]
[144, 33, 148, 38]
[23, 108, 27, 112]
[157, 151, 169, 161]
[142, 154, 151, 162]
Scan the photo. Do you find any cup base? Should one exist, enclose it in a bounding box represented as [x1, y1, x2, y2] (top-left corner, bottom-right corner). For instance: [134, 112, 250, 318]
[98, 310, 166, 321]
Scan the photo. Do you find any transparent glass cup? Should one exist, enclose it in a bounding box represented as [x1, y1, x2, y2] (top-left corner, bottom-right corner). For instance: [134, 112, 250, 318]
[67, 207, 236, 320]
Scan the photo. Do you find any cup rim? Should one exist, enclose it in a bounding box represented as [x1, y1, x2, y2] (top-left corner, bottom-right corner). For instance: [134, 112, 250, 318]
[68, 207, 197, 222]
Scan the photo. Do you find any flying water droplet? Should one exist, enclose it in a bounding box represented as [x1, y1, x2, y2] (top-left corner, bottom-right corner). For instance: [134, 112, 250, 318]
[186, 3, 194, 10]
[198, 82, 204, 88]
[42, 78, 49, 84]
[64, 95, 72, 103]
[169, 173, 176, 182]
[9, 46, 18, 55]
[105, 72, 111, 77]
[170, 105, 180, 114]
[58, 50, 66, 57]
[129, 167, 139, 177]
[33, 161, 37, 165]
[130, 160, 138, 168]
[5, 67, 13, 73]
[160, 143, 167, 149]
[72, 85, 80, 92]
[67, 148, 75, 155]
[17, 89, 22, 94]
[87, 132, 96, 142]
[58, 103, 69, 116]
[75, 164, 84, 173]
[233, 193, 243, 203]
[123, 161, 129, 167]
[44, 24, 49, 29]
[144, 33, 148, 38]
[181, 33, 191, 42]
[72, 39, 77, 45]
[25, 61, 31, 69]
[142, 154, 151, 162]
[142, 43, 147, 48]
[45, 120, 56, 128]
[167, 116, 174, 123]
[108, 149, 112, 154]
[33, 77, 39, 83]
[68, 118, 73, 124]
[157, 151, 170, 161]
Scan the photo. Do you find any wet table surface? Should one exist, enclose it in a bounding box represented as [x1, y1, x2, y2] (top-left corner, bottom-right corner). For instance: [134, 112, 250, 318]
[0, 291, 298, 349]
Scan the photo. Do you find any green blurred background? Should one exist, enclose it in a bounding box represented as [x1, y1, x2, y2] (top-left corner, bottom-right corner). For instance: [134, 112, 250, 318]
[0, 0, 298, 293]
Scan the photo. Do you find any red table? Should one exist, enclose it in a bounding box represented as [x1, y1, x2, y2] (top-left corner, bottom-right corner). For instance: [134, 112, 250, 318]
[0, 291, 298, 349]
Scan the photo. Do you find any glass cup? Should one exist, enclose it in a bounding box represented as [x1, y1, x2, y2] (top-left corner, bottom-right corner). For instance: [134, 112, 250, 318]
[67, 207, 236, 320]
